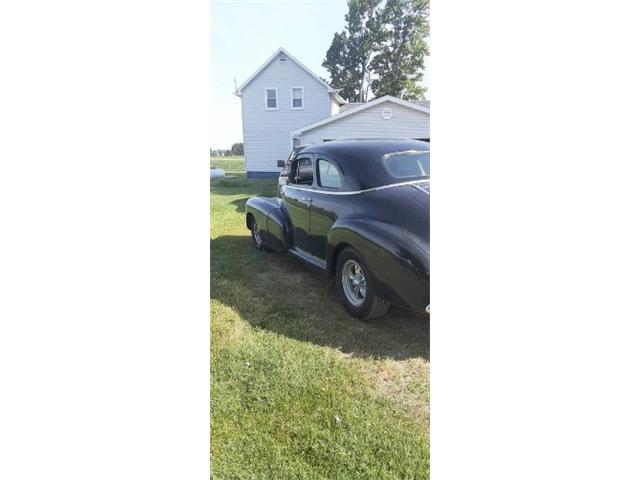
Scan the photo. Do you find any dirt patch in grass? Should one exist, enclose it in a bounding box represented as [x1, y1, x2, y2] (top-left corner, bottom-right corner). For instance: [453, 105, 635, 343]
[356, 357, 430, 427]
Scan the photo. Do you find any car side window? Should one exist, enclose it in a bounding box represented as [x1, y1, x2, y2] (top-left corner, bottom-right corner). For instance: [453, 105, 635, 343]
[290, 157, 313, 186]
[317, 158, 341, 189]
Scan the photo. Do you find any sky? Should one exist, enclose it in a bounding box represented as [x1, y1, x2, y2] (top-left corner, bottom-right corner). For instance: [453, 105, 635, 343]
[210, 0, 430, 149]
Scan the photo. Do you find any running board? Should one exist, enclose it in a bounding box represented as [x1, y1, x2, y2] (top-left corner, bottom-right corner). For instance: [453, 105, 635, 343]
[289, 247, 327, 270]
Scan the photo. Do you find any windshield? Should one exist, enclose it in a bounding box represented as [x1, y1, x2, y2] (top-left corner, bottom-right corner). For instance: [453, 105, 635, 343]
[383, 151, 430, 179]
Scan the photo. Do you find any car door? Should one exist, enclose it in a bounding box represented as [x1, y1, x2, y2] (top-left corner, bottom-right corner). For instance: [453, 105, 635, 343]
[308, 156, 346, 260]
[282, 156, 314, 253]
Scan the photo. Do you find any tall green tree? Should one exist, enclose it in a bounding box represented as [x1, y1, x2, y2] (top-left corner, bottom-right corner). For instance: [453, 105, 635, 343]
[370, 0, 429, 100]
[322, 0, 383, 103]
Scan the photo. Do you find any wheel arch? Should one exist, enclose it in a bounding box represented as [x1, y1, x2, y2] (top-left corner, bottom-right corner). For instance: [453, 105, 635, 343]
[327, 241, 352, 278]
[245, 196, 289, 253]
[327, 216, 430, 311]
[245, 212, 255, 230]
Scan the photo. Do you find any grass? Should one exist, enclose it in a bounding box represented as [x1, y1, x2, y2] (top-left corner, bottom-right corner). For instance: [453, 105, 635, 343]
[211, 175, 430, 479]
[211, 155, 245, 173]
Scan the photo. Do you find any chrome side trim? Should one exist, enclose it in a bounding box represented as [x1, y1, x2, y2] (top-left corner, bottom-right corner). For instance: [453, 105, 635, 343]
[381, 150, 429, 161]
[289, 247, 327, 270]
[285, 179, 430, 196]
[413, 184, 430, 195]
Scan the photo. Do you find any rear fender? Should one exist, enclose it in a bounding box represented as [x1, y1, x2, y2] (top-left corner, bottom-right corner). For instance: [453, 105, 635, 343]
[327, 216, 429, 311]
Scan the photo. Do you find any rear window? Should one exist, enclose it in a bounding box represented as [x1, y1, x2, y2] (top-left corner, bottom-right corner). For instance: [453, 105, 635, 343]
[383, 151, 430, 179]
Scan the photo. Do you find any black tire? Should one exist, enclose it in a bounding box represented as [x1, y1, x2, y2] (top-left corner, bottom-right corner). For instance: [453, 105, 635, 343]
[335, 247, 390, 320]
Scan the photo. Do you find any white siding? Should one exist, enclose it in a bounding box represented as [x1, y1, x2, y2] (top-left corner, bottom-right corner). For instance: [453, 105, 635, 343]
[241, 53, 332, 173]
[330, 98, 341, 115]
[298, 100, 429, 145]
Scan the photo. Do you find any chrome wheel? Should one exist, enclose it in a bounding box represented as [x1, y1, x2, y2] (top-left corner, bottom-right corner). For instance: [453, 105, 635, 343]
[341, 259, 367, 307]
[252, 222, 262, 247]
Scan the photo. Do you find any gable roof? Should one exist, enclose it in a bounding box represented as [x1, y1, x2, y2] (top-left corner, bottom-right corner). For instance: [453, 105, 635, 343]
[234, 47, 345, 104]
[339, 98, 429, 113]
[292, 95, 430, 136]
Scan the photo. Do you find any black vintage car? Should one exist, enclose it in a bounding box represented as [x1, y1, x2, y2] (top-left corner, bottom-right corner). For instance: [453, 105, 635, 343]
[246, 139, 430, 320]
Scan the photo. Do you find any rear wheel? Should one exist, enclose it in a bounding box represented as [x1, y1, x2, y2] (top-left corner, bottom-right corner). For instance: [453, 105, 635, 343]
[335, 247, 389, 320]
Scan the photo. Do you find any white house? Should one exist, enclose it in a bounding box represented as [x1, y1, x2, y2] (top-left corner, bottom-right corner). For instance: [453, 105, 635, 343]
[292, 95, 430, 146]
[235, 47, 429, 178]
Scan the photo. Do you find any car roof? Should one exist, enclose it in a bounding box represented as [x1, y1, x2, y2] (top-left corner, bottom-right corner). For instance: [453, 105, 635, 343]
[297, 139, 430, 190]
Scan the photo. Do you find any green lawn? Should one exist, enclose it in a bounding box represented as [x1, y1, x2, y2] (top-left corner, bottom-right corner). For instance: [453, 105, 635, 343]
[211, 176, 430, 479]
[211, 155, 245, 173]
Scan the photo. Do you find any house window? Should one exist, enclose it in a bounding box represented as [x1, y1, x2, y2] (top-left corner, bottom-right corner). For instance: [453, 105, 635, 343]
[291, 87, 303, 109]
[265, 88, 278, 110]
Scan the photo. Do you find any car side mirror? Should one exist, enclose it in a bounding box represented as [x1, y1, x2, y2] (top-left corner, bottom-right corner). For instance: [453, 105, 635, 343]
[277, 160, 285, 168]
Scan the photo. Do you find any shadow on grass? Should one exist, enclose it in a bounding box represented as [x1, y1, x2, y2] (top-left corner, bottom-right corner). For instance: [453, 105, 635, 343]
[211, 234, 429, 361]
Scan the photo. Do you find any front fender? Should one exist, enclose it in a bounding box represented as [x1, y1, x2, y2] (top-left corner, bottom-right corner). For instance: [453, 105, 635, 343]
[327, 216, 429, 311]
[245, 196, 289, 252]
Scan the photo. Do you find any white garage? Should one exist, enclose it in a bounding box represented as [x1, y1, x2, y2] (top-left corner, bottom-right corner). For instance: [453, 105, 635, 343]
[291, 95, 429, 146]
